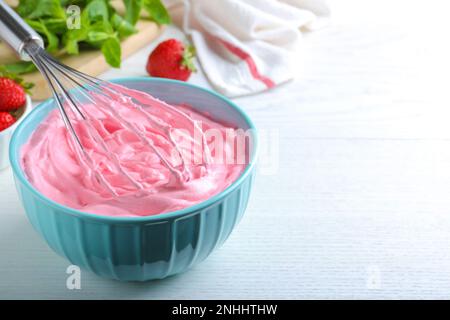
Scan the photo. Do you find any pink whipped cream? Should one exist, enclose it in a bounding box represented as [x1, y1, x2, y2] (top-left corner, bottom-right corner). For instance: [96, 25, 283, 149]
[21, 85, 247, 217]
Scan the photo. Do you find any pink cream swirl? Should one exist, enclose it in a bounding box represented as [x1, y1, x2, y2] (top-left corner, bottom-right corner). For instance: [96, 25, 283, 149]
[21, 89, 247, 217]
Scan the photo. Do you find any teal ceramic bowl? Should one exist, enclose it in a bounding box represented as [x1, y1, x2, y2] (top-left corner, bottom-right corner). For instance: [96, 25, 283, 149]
[9, 78, 257, 281]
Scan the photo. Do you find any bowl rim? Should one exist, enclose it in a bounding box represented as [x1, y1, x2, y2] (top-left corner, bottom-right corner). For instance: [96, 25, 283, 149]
[0, 95, 32, 137]
[9, 77, 258, 224]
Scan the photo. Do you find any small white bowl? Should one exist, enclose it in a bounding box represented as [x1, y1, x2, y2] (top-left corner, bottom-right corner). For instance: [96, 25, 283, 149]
[0, 95, 32, 170]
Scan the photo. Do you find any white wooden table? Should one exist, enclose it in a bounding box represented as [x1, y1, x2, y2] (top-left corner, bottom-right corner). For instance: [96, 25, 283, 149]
[2, 0, 450, 299]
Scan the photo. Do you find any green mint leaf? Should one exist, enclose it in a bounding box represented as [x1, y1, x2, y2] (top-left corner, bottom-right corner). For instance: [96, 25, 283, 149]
[60, 0, 89, 6]
[111, 13, 137, 38]
[26, 0, 65, 20]
[0, 63, 33, 76]
[16, 0, 38, 17]
[40, 18, 67, 34]
[123, 0, 143, 25]
[25, 19, 59, 53]
[87, 31, 111, 43]
[5, 62, 36, 75]
[101, 36, 121, 68]
[41, 22, 60, 53]
[85, 20, 115, 47]
[63, 23, 89, 55]
[64, 37, 79, 54]
[84, 0, 109, 23]
[142, 0, 171, 25]
[90, 19, 115, 34]
[15, 0, 138, 69]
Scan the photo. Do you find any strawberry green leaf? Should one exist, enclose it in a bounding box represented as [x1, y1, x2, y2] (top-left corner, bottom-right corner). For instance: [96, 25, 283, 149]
[181, 44, 197, 72]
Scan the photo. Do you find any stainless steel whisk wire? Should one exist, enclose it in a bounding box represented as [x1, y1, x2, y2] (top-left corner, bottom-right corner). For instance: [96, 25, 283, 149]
[0, 1, 210, 196]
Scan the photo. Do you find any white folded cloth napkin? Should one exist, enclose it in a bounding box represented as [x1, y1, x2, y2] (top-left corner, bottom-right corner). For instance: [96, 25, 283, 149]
[164, 0, 330, 97]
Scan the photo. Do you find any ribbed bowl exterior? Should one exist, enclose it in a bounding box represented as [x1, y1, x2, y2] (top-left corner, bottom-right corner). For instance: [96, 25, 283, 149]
[13, 170, 255, 281]
[9, 78, 257, 281]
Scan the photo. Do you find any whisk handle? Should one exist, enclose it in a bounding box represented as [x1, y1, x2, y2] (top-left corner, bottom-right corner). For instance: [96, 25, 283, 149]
[0, 0, 44, 61]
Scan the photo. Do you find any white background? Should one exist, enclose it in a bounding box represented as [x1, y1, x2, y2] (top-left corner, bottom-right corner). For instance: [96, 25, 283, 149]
[2, 0, 450, 299]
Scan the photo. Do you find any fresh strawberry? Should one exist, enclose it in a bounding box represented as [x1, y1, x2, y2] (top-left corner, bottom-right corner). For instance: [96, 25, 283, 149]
[146, 39, 197, 81]
[0, 112, 16, 132]
[0, 77, 26, 112]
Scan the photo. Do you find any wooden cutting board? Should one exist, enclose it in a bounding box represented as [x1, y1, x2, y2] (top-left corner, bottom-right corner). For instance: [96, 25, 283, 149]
[0, 1, 162, 100]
